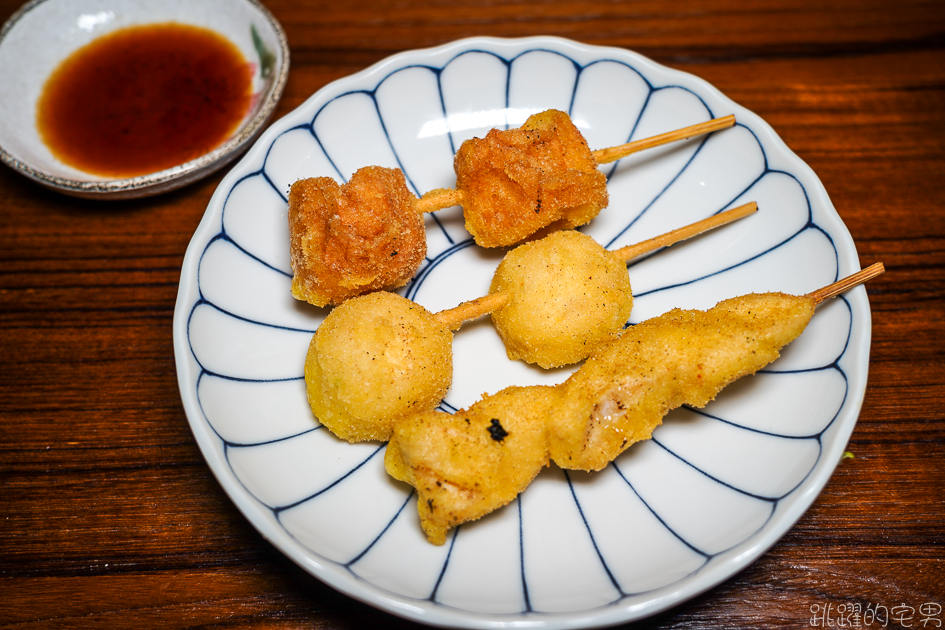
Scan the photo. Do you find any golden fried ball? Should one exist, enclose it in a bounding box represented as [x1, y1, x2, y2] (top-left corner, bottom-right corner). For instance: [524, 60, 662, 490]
[288, 166, 426, 307]
[305, 292, 453, 442]
[454, 109, 608, 248]
[489, 230, 633, 369]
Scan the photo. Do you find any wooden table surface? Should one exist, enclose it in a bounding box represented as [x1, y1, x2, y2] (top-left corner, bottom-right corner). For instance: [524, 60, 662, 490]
[1, 0, 943, 627]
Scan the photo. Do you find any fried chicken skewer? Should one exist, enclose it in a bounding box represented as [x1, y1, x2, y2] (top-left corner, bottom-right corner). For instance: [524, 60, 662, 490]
[385, 263, 885, 544]
[289, 111, 736, 307]
[305, 204, 757, 443]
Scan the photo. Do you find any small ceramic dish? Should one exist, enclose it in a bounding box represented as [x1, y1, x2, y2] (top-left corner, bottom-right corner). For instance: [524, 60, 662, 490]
[174, 36, 872, 629]
[0, 0, 289, 199]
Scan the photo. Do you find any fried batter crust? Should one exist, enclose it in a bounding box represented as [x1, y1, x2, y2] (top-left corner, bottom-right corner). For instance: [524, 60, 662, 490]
[387, 292, 815, 544]
[454, 109, 608, 248]
[288, 166, 426, 307]
[550, 292, 816, 471]
[385, 385, 559, 545]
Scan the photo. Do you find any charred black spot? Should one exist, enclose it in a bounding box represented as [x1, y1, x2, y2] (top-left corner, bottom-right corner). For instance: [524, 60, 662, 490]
[427, 498, 434, 512]
[487, 418, 509, 442]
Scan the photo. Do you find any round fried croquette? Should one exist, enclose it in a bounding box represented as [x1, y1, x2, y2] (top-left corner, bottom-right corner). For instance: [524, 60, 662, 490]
[489, 230, 633, 369]
[305, 292, 453, 442]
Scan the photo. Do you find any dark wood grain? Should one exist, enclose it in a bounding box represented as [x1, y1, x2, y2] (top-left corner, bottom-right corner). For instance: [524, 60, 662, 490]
[1, 0, 942, 627]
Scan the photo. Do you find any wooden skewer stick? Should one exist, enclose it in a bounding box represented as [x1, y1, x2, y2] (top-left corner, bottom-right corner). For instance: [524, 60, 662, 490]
[432, 292, 510, 330]
[415, 188, 464, 214]
[413, 115, 737, 215]
[432, 201, 758, 330]
[592, 114, 737, 165]
[806, 262, 885, 305]
[611, 201, 756, 262]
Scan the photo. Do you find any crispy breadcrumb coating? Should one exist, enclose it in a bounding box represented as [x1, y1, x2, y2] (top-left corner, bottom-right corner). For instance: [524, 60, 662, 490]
[454, 109, 608, 248]
[288, 166, 426, 307]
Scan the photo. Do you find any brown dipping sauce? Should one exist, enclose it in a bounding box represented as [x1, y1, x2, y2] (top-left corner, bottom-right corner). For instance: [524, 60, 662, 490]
[37, 23, 254, 178]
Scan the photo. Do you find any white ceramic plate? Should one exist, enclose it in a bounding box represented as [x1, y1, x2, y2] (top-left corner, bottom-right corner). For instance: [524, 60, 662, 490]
[0, 0, 288, 198]
[173, 36, 871, 629]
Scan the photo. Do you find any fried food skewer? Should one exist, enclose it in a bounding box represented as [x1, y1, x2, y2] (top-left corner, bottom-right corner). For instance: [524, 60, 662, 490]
[385, 265, 885, 544]
[443, 202, 758, 369]
[306, 205, 757, 443]
[435, 202, 757, 331]
[290, 110, 737, 307]
[413, 114, 738, 214]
